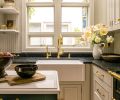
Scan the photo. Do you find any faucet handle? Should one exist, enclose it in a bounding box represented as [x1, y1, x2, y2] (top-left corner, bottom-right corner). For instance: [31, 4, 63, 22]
[46, 45, 51, 59]
[68, 53, 71, 59]
[46, 52, 51, 59]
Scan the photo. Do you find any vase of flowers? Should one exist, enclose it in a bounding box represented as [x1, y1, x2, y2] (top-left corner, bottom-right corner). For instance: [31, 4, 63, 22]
[85, 24, 114, 59]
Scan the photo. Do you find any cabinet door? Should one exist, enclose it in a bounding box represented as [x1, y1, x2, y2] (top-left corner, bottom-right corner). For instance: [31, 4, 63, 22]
[59, 85, 82, 100]
[94, 0, 107, 25]
[115, 0, 120, 29]
[94, 80, 109, 100]
[109, 0, 115, 30]
[93, 65, 113, 100]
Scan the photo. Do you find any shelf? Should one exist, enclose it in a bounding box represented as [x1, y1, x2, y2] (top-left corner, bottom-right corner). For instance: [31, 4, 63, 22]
[0, 29, 19, 33]
[0, 7, 19, 14]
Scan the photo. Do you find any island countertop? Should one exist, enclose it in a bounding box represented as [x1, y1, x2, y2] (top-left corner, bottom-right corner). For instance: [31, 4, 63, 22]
[0, 70, 60, 94]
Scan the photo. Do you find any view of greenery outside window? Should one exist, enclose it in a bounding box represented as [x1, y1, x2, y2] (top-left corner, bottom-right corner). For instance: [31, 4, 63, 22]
[26, 0, 90, 50]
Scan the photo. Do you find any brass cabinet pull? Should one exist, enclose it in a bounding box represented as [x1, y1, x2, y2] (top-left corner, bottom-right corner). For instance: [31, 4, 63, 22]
[0, 98, 3, 100]
[16, 98, 19, 100]
[96, 71, 104, 79]
[112, 97, 116, 100]
[97, 89, 105, 97]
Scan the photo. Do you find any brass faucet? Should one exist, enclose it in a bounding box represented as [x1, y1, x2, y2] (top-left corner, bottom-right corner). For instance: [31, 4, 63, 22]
[46, 45, 51, 59]
[57, 34, 64, 59]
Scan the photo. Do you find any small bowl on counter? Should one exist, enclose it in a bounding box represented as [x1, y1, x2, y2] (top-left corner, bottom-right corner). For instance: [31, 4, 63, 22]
[15, 64, 38, 78]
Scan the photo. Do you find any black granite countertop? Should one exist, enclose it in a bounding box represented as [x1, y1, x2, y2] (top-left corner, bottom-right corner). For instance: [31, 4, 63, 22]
[13, 56, 93, 64]
[12, 54, 120, 75]
[93, 60, 120, 72]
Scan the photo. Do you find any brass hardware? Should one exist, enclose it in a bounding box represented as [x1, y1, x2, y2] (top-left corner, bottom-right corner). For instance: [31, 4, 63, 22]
[96, 71, 104, 79]
[16, 98, 19, 100]
[112, 97, 116, 100]
[108, 71, 120, 80]
[57, 34, 64, 59]
[46, 45, 51, 59]
[68, 53, 71, 59]
[97, 89, 105, 97]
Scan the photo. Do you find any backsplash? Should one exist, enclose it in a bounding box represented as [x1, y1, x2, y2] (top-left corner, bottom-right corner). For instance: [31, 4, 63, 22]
[102, 31, 114, 54]
[114, 30, 120, 54]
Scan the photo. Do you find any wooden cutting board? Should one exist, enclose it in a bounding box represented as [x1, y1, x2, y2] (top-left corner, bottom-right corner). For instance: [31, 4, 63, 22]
[0, 73, 46, 86]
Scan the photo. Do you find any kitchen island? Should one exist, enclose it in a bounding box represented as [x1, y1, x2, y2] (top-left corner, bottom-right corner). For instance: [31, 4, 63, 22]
[0, 70, 60, 100]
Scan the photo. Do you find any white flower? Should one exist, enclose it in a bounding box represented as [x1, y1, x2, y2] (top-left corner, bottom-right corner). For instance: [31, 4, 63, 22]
[106, 36, 114, 43]
[94, 36, 101, 43]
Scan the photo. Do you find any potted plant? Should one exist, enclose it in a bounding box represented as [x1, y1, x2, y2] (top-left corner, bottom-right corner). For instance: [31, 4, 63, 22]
[85, 24, 114, 59]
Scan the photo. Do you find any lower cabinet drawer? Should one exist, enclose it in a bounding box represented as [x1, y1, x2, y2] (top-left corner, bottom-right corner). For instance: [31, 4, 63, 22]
[94, 80, 109, 100]
[93, 65, 112, 87]
[0, 94, 57, 100]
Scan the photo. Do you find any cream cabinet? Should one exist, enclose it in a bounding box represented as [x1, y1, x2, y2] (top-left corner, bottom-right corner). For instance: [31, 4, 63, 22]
[94, 0, 108, 25]
[59, 84, 82, 100]
[36, 61, 91, 100]
[92, 65, 113, 100]
[94, 0, 120, 31]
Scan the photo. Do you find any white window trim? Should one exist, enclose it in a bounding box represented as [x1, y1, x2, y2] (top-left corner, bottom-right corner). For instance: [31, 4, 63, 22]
[22, 0, 93, 52]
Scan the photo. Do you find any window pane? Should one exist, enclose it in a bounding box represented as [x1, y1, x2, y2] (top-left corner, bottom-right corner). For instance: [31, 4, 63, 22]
[30, 37, 53, 46]
[63, 37, 90, 47]
[62, 0, 87, 2]
[28, 0, 53, 2]
[62, 7, 87, 32]
[28, 7, 54, 32]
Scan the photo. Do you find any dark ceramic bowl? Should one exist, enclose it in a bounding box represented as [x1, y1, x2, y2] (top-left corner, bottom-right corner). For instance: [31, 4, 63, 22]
[101, 53, 120, 62]
[15, 65, 38, 78]
[0, 56, 13, 78]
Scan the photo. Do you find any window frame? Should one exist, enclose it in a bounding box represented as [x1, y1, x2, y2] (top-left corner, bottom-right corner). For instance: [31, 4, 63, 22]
[22, 0, 93, 52]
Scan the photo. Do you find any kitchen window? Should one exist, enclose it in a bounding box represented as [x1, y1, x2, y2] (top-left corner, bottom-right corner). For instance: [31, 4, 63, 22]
[22, 0, 93, 52]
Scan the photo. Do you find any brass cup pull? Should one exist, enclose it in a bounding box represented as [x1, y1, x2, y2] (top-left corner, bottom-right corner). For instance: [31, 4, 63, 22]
[97, 89, 105, 97]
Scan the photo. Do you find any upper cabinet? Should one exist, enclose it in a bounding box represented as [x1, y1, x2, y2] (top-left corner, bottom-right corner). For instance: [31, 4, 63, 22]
[94, 0, 120, 31]
[0, 1, 19, 33]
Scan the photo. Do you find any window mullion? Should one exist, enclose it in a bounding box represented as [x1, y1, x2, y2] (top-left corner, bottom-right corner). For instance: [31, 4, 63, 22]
[54, 0, 62, 49]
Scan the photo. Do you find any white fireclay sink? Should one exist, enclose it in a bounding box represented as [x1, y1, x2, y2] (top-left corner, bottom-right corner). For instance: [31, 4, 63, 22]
[36, 60, 85, 81]
[36, 60, 83, 65]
